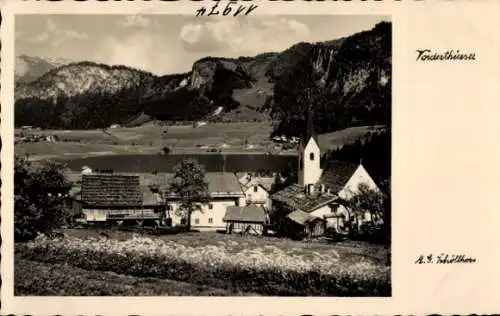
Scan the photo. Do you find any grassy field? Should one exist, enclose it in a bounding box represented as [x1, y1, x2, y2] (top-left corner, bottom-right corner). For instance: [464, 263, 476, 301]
[15, 257, 256, 296]
[16, 229, 390, 296]
[16, 122, 275, 160]
[64, 229, 390, 266]
[15, 122, 385, 161]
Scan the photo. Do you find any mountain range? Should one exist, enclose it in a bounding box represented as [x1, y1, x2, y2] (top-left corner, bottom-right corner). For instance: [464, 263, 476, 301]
[15, 21, 391, 136]
[15, 55, 73, 84]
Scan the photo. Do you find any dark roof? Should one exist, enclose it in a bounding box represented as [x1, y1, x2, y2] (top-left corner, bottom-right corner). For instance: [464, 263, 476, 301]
[287, 210, 324, 226]
[223, 205, 268, 223]
[143, 172, 244, 197]
[319, 161, 359, 193]
[270, 184, 338, 213]
[204, 173, 244, 195]
[81, 174, 142, 206]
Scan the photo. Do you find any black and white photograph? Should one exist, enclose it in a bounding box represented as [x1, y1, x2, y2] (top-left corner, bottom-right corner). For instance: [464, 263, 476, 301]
[13, 14, 392, 297]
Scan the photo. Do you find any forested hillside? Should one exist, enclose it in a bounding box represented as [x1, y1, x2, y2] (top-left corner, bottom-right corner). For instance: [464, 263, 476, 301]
[15, 21, 391, 133]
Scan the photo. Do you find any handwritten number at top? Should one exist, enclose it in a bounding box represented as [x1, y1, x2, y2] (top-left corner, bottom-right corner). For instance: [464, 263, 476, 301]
[196, 2, 258, 17]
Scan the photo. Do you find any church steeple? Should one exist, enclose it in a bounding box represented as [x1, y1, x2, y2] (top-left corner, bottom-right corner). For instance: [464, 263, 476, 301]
[304, 102, 315, 143]
[302, 89, 318, 145]
[298, 98, 322, 187]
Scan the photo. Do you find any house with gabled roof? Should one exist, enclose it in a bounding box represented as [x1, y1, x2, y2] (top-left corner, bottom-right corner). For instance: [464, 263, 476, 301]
[133, 172, 246, 231]
[237, 173, 274, 210]
[269, 105, 381, 238]
[81, 174, 163, 224]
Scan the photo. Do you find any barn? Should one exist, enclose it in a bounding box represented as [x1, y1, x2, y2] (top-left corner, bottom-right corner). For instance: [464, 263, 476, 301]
[81, 174, 162, 225]
[223, 204, 269, 235]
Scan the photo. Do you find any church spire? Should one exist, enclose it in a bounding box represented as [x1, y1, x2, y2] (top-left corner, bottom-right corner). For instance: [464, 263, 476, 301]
[297, 92, 322, 187]
[304, 95, 315, 143]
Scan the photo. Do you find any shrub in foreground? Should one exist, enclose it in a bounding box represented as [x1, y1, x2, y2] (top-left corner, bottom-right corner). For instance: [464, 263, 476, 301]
[16, 235, 390, 296]
[15, 157, 72, 242]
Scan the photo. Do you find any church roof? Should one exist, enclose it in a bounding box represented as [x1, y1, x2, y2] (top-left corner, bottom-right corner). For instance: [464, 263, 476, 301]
[318, 161, 360, 193]
[270, 184, 338, 213]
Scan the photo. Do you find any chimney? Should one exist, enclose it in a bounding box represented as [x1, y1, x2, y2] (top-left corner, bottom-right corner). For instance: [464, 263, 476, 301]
[309, 184, 315, 195]
[320, 184, 326, 193]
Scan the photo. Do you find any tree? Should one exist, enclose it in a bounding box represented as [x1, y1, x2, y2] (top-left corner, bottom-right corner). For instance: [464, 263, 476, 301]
[270, 173, 283, 194]
[15, 156, 72, 242]
[345, 183, 390, 243]
[168, 158, 210, 231]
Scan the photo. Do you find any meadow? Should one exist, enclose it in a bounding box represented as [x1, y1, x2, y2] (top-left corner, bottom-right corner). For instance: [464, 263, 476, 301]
[15, 122, 383, 161]
[15, 230, 390, 296]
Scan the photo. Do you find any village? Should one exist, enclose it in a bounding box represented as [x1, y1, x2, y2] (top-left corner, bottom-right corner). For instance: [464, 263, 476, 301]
[15, 116, 391, 297]
[61, 110, 385, 241]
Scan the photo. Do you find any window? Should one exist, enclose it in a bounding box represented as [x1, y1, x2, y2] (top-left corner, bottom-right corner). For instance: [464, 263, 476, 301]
[254, 185, 258, 193]
[195, 218, 200, 224]
[208, 203, 213, 210]
[310, 152, 315, 160]
[167, 205, 173, 211]
[235, 199, 239, 206]
[208, 218, 213, 224]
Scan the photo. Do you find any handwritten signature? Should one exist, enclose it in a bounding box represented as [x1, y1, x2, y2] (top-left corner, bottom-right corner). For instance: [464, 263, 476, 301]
[415, 253, 477, 264]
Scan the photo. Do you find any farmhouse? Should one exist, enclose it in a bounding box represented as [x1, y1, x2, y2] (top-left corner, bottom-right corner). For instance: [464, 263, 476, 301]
[270, 107, 381, 238]
[136, 172, 246, 230]
[81, 174, 163, 224]
[223, 204, 269, 235]
[78, 171, 247, 230]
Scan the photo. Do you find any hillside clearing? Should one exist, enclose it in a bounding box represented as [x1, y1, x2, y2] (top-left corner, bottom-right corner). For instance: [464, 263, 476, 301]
[15, 123, 384, 161]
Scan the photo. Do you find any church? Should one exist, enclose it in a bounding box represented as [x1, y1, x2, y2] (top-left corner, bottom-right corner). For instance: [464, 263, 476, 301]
[269, 106, 381, 238]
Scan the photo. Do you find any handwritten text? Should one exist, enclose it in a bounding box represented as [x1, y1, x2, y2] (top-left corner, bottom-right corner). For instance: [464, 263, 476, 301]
[415, 253, 477, 264]
[196, 2, 258, 16]
[416, 49, 476, 62]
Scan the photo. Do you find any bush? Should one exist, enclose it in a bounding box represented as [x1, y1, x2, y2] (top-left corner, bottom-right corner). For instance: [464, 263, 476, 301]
[15, 156, 72, 242]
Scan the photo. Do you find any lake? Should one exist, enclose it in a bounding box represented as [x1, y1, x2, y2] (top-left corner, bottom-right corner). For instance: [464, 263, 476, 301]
[58, 154, 298, 173]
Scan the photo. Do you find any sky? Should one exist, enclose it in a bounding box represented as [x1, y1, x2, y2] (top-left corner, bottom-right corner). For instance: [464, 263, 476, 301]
[16, 15, 390, 76]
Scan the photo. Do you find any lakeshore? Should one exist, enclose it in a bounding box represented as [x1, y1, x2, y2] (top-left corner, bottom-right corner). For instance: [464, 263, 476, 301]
[15, 122, 385, 162]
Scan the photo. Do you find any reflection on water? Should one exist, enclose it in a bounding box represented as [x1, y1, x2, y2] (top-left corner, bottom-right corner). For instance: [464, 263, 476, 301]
[58, 154, 298, 173]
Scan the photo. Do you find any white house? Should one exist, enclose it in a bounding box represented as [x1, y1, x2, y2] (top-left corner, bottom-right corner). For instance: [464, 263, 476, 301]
[159, 173, 246, 231]
[243, 184, 270, 208]
[238, 173, 274, 210]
